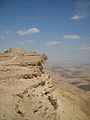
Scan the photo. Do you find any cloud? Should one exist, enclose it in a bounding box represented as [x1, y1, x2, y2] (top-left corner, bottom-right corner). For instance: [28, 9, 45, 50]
[63, 35, 80, 40]
[0, 35, 5, 39]
[75, 0, 90, 17]
[0, 36, 6, 44]
[75, 46, 90, 50]
[62, 45, 90, 51]
[70, 15, 83, 20]
[17, 28, 40, 36]
[6, 31, 11, 34]
[18, 40, 35, 45]
[16, 18, 21, 22]
[76, 0, 90, 8]
[46, 41, 61, 47]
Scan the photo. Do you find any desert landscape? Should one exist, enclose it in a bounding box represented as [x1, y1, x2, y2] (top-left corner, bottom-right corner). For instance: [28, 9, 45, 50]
[45, 62, 90, 120]
[0, 48, 90, 120]
[1, 0, 90, 120]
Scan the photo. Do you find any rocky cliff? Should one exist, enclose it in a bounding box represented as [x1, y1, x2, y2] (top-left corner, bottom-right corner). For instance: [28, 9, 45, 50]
[0, 48, 59, 120]
[0, 48, 90, 120]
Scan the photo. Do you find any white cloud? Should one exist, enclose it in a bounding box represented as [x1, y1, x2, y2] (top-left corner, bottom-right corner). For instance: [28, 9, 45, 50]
[18, 41, 25, 45]
[16, 18, 21, 22]
[6, 31, 11, 34]
[63, 35, 80, 40]
[17, 28, 40, 36]
[70, 15, 83, 20]
[76, 0, 90, 8]
[74, 0, 90, 19]
[75, 46, 90, 50]
[46, 41, 61, 47]
[18, 40, 35, 45]
[0, 35, 5, 39]
[62, 46, 90, 51]
[25, 40, 34, 44]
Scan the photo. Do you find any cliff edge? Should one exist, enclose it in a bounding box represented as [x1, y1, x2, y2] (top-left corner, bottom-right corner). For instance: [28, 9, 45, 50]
[0, 48, 59, 120]
[0, 48, 89, 120]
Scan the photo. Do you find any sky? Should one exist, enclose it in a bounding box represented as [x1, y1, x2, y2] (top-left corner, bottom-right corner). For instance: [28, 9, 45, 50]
[0, 0, 90, 63]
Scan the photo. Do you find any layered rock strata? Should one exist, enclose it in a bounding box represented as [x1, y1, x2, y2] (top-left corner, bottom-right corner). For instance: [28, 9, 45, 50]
[0, 48, 59, 120]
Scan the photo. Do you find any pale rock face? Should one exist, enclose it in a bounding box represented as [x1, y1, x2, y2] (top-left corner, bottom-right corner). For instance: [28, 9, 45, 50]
[4, 48, 24, 54]
[0, 48, 90, 120]
[0, 48, 59, 120]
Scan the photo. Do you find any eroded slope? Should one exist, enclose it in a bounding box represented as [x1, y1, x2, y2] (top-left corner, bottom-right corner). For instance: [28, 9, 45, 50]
[0, 48, 59, 120]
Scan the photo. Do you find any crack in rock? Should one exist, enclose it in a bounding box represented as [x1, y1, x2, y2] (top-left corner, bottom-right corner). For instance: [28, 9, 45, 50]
[48, 95, 58, 110]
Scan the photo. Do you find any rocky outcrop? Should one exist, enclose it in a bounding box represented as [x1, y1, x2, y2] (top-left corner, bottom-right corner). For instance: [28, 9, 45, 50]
[0, 48, 90, 120]
[0, 48, 59, 120]
[4, 48, 24, 54]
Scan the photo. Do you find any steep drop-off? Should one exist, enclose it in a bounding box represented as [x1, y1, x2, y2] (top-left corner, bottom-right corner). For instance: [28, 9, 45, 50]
[0, 48, 90, 120]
